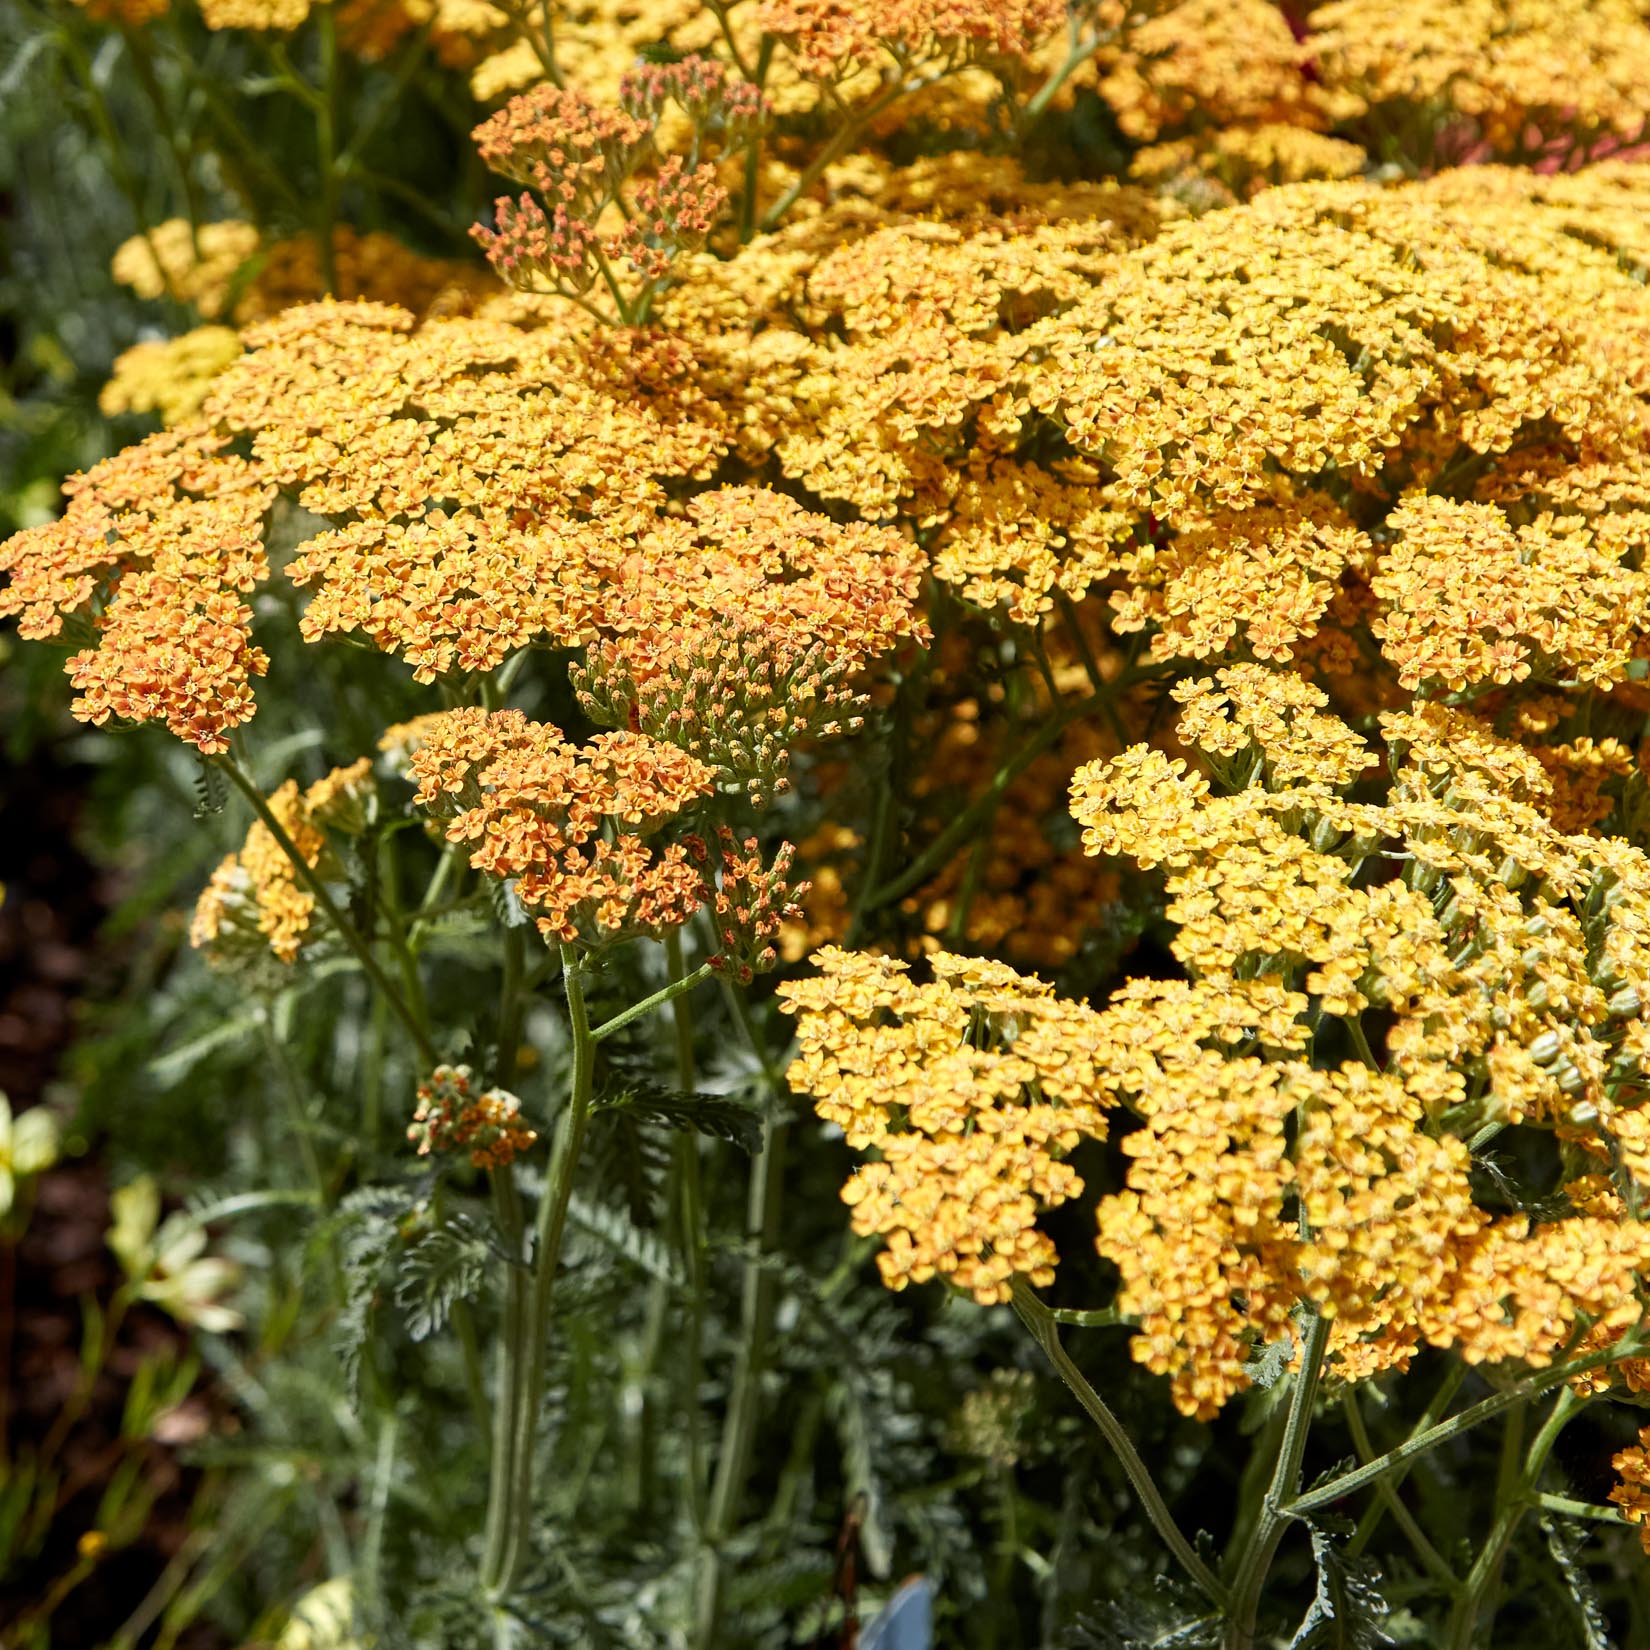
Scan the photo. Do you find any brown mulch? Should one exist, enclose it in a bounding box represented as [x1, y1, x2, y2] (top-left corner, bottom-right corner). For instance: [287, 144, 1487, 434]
[0, 746, 224, 1648]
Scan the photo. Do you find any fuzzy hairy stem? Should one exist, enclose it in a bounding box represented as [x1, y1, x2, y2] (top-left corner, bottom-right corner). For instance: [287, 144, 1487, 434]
[1223, 1311, 1330, 1649]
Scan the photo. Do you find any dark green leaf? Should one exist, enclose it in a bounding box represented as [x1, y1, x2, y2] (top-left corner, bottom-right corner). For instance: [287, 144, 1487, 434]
[593, 1079, 762, 1154]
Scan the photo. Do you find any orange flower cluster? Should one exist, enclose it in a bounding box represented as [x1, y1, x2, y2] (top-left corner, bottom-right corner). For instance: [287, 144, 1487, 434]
[404, 708, 714, 943]
[408, 1064, 537, 1169]
[693, 829, 807, 984]
[779, 948, 1112, 1304]
[1612, 1428, 1650, 1554]
[472, 64, 763, 309]
[191, 759, 375, 965]
[754, 0, 1066, 82]
[1, 426, 274, 753]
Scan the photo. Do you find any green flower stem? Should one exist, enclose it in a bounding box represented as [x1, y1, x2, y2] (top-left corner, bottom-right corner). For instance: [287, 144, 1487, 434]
[846, 630, 948, 943]
[482, 943, 599, 1600]
[760, 74, 926, 231]
[664, 932, 711, 1530]
[481, 927, 534, 1592]
[590, 962, 716, 1043]
[1052, 590, 1108, 699]
[692, 984, 789, 1649]
[737, 37, 775, 243]
[1011, 1281, 1229, 1609]
[1446, 1388, 1583, 1650]
[58, 25, 161, 267]
[1018, 12, 1113, 129]
[1340, 1390, 1458, 1594]
[480, 1168, 529, 1596]
[119, 25, 203, 236]
[1533, 1491, 1628, 1525]
[495, 924, 528, 1092]
[1347, 1015, 1382, 1071]
[1344, 1360, 1468, 1560]
[1049, 1306, 1122, 1328]
[214, 756, 438, 1068]
[1223, 1311, 1331, 1650]
[1287, 1336, 1641, 1518]
[335, 18, 435, 174]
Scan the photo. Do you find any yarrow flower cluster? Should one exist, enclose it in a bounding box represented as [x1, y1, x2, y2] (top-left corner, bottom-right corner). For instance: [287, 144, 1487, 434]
[573, 620, 869, 805]
[691, 829, 807, 984]
[404, 708, 715, 944]
[191, 759, 375, 964]
[779, 948, 1113, 1304]
[471, 62, 766, 311]
[408, 1064, 537, 1169]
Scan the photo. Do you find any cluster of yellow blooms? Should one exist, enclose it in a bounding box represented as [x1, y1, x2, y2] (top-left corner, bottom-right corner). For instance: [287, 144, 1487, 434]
[191, 758, 375, 962]
[778, 948, 1113, 1305]
[21, 0, 1650, 1460]
[786, 675, 1650, 1418]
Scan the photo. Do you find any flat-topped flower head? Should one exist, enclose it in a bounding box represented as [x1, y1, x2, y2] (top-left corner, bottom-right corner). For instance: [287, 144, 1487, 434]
[1, 425, 274, 753]
[779, 948, 1113, 1304]
[405, 708, 714, 944]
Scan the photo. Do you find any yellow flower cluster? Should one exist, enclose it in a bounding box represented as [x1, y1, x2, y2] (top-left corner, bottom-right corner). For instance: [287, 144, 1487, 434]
[1061, 693, 1650, 1412]
[1131, 124, 1368, 207]
[1311, 0, 1650, 158]
[191, 759, 374, 964]
[197, 0, 311, 28]
[99, 327, 245, 427]
[110, 220, 262, 316]
[110, 220, 488, 326]
[778, 948, 1113, 1304]
[404, 708, 714, 942]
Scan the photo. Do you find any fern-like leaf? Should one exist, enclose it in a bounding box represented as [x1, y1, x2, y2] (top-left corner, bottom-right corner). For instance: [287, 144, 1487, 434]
[1288, 1521, 1394, 1650]
[1540, 1513, 1616, 1650]
[593, 1079, 762, 1154]
[395, 1213, 488, 1341]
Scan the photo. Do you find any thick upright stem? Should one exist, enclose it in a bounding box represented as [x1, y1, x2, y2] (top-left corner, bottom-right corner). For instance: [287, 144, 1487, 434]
[481, 943, 598, 1601]
[480, 1171, 529, 1595]
[1224, 1311, 1330, 1650]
